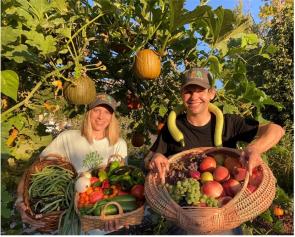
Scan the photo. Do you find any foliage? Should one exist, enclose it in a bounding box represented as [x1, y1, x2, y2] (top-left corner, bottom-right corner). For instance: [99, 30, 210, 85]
[267, 122, 294, 194]
[249, 0, 294, 126]
[0, 0, 292, 234]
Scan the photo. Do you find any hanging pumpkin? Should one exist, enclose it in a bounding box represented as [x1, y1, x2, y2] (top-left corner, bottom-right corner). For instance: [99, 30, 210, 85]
[134, 49, 161, 80]
[64, 75, 96, 105]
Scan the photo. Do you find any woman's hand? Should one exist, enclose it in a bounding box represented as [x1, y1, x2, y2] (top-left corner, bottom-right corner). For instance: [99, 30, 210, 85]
[103, 219, 129, 232]
[149, 153, 169, 184]
[239, 145, 262, 176]
[16, 201, 45, 230]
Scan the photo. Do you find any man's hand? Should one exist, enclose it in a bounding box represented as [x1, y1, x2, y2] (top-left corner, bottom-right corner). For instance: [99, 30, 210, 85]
[16, 202, 45, 230]
[149, 153, 169, 184]
[239, 145, 262, 176]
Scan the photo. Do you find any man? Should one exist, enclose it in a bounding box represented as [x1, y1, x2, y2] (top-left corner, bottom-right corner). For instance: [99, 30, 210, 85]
[146, 67, 285, 234]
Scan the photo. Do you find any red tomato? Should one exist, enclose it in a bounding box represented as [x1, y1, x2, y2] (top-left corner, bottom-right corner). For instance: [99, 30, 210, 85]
[130, 184, 145, 200]
[90, 177, 99, 184]
[102, 180, 110, 189]
[89, 188, 104, 204]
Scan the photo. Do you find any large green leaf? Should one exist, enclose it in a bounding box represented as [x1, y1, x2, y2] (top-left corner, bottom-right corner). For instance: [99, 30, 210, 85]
[2, 44, 34, 63]
[1, 27, 21, 46]
[23, 31, 57, 55]
[1, 70, 19, 101]
[237, 78, 283, 112]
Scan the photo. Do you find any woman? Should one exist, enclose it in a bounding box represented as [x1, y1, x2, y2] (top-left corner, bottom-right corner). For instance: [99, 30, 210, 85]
[15, 93, 128, 234]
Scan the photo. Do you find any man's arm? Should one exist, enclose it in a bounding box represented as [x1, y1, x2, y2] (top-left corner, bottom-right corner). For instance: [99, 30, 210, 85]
[241, 123, 285, 174]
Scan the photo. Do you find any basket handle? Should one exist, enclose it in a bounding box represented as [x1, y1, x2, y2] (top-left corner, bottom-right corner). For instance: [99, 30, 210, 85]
[100, 201, 124, 219]
[39, 153, 67, 162]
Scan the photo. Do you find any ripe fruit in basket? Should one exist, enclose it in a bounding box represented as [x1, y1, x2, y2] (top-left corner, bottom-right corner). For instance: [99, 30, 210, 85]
[247, 183, 257, 193]
[213, 166, 230, 182]
[248, 166, 263, 187]
[224, 157, 242, 175]
[131, 184, 145, 200]
[222, 179, 242, 197]
[190, 170, 201, 180]
[218, 196, 232, 207]
[75, 176, 91, 193]
[199, 156, 217, 172]
[201, 171, 214, 183]
[201, 181, 224, 198]
[233, 167, 247, 181]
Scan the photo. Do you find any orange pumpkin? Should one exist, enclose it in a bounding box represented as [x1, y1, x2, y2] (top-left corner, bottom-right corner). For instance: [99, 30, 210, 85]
[134, 49, 161, 80]
[273, 206, 284, 217]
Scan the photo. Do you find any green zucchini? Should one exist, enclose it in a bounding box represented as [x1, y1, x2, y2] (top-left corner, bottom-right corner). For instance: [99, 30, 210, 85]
[107, 194, 136, 203]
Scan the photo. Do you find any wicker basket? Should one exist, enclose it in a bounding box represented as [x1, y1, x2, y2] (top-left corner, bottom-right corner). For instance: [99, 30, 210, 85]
[74, 193, 145, 232]
[145, 147, 277, 234]
[23, 155, 77, 233]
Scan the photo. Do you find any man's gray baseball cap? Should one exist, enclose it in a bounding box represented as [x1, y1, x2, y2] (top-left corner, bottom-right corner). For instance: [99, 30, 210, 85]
[181, 68, 212, 91]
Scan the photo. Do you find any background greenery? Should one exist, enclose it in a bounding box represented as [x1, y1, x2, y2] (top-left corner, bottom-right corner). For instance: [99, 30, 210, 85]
[1, 0, 293, 234]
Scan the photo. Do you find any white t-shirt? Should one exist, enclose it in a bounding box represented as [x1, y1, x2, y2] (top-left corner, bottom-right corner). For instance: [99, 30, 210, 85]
[40, 130, 127, 173]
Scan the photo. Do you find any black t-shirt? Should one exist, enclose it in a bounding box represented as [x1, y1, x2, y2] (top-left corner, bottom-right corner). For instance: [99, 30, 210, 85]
[150, 113, 259, 157]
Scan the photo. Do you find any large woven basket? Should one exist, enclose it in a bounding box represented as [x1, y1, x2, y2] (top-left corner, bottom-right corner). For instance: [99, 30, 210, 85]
[74, 193, 145, 232]
[145, 147, 277, 234]
[23, 155, 77, 233]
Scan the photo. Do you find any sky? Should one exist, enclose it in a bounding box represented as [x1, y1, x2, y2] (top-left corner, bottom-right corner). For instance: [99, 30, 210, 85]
[184, 0, 264, 23]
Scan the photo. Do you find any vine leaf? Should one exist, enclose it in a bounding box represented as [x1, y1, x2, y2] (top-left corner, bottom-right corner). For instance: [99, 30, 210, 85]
[23, 31, 57, 55]
[1, 184, 13, 219]
[1, 70, 19, 101]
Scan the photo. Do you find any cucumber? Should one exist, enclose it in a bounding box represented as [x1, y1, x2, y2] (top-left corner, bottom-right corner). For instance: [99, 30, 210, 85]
[93, 201, 138, 216]
[107, 194, 136, 203]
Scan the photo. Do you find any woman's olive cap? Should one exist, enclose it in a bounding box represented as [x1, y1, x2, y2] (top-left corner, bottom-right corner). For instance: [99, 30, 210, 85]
[87, 93, 117, 112]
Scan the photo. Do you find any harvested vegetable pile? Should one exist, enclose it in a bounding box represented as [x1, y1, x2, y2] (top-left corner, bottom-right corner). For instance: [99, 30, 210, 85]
[28, 165, 75, 214]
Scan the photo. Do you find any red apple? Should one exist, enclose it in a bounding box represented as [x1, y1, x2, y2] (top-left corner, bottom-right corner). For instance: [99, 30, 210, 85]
[201, 181, 224, 198]
[247, 184, 257, 193]
[199, 156, 217, 172]
[249, 166, 263, 187]
[213, 166, 230, 182]
[218, 196, 232, 207]
[224, 157, 242, 175]
[233, 167, 247, 181]
[222, 179, 242, 197]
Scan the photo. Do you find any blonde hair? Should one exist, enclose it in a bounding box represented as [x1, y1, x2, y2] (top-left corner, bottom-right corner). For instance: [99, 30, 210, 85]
[81, 111, 120, 145]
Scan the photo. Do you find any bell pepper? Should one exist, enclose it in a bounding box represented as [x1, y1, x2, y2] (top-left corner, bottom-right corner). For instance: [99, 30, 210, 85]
[90, 177, 99, 184]
[108, 161, 121, 176]
[130, 167, 145, 184]
[102, 179, 110, 189]
[98, 170, 108, 181]
[89, 188, 104, 204]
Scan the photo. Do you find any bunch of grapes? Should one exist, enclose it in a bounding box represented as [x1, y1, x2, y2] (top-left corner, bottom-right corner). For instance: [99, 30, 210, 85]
[199, 194, 219, 207]
[166, 178, 201, 205]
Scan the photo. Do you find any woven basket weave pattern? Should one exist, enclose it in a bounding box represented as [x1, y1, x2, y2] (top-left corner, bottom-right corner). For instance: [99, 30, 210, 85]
[74, 193, 144, 232]
[145, 147, 276, 234]
[23, 155, 77, 233]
